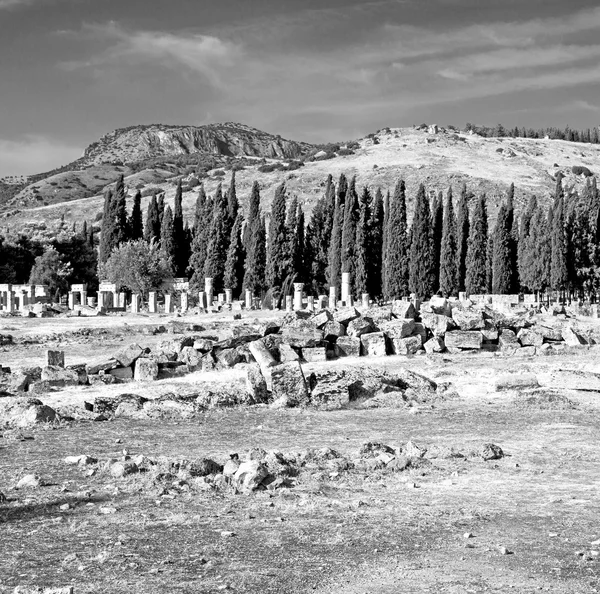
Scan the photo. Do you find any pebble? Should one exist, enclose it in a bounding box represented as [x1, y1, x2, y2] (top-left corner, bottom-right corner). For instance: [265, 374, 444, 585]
[59, 503, 71, 511]
[220, 531, 235, 538]
[464, 532, 474, 539]
[16, 474, 42, 489]
[99, 506, 117, 514]
[499, 546, 512, 555]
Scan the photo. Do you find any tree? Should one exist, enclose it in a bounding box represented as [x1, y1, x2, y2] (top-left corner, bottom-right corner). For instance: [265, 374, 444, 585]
[266, 183, 289, 288]
[518, 195, 537, 290]
[341, 176, 359, 280]
[384, 180, 409, 299]
[431, 190, 444, 288]
[381, 190, 390, 292]
[367, 187, 384, 299]
[98, 176, 128, 267]
[524, 204, 551, 294]
[144, 192, 161, 245]
[327, 193, 343, 288]
[550, 177, 569, 294]
[99, 240, 170, 298]
[354, 187, 370, 298]
[160, 206, 176, 275]
[188, 186, 213, 291]
[244, 215, 267, 296]
[172, 179, 187, 276]
[505, 183, 519, 291]
[129, 190, 143, 241]
[243, 181, 261, 249]
[492, 202, 513, 294]
[193, 184, 207, 231]
[203, 185, 230, 293]
[157, 194, 165, 228]
[223, 213, 245, 296]
[465, 194, 488, 295]
[226, 171, 239, 234]
[456, 183, 470, 292]
[409, 184, 436, 298]
[29, 247, 73, 296]
[439, 189, 459, 296]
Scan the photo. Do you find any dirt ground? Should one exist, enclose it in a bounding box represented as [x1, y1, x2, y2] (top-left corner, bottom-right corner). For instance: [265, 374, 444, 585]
[2, 312, 600, 593]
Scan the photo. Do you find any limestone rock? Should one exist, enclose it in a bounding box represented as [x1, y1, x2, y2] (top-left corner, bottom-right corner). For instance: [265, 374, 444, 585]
[536, 324, 563, 342]
[346, 317, 374, 338]
[562, 326, 586, 346]
[479, 443, 504, 460]
[46, 350, 65, 368]
[381, 319, 415, 339]
[271, 361, 309, 407]
[249, 339, 278, 368]
[193, 338, 215, 352]
[108, 367, 133, 380]
[234, 460, 269, 492]
[517, 328, 543, 347]
[494, 373, 539, 391]
[391, 300, 416, 319]
[245, 363, 269, 404]
[452, 308, 485, 330]
[215, 348, 242, 368]
[444, 331, 482, 350]
[427, 296, 452, 316]
[178, 346, 202, 368]
[333, 307, 360, 325]
[334, 336, 361, 358]
[302, 347, 327, 362]
[115, 344, 144, 368]
[0, 397, 57, 427]
[423, 336, 445, 354]
[87, 359, 118, 375]
[110, 460, 139, 478]
[281, 320, 325, 348]
[16, 474, 44, 489]
[40, 366, 79, 387]
[389, 335, 422, 355]
[134, 358, 159, 381]
[323, 320, 346, 342]
[361, 332, 387, 357]
[421, 313, 455, 336]
[481, 328, 499, 342]
[278, 343, 300, 362]
[311, 310, 332, 329]
[498, 329, 519, 348]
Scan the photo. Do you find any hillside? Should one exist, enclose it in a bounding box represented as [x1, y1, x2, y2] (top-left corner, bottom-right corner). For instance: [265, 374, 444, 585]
[1, 125, 599, 240]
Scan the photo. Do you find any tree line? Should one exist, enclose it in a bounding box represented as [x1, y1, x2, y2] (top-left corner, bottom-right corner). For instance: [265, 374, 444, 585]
[97, 170, 600, 302]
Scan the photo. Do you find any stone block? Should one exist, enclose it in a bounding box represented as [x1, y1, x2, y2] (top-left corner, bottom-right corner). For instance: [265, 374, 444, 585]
[562, 326, 586, 346]
[334, 336, 361, 358]
[390, 335, 422, 355]
[281, 322, 325, 348]
[311, 310, 332, 329]
[423, 336, 445, 354]
[481, 328, 499, 342]
[346, 317, 374, 338]
[271, 361, 309, 407]
[216, 348, 242, 368]
[115, 344, 144, 368]
[498, 328, 519, 347]
[421, 313, 455, 336]
[381, 319, 415, 339]
[391, 300, 415, 319]
[279, 343, 300, 362]
[302, 347, 327, 362]
[245, 363, 269, 404]
[249, 339, 277, 368]
[517, 328, 543, 347]
[323, 320, 346, 342]
[444, 331, 483, 350]
[108, 366, 134, 380]
[494, 373, 539, 391]
[333, 307, 360, 325]
[452, 308, 485, 330]
[134, 358, 159, 381]
[46, 350, 64, 368]
[178, 346, 202, 368]
[40, 366, 79, 387]
[361, 332, 387, 357]
[193, 338, 215, 352]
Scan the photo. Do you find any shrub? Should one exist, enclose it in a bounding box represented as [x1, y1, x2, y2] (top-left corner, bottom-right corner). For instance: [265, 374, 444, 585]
[347, 141, 360, 149]
[337, 148, 355, 156]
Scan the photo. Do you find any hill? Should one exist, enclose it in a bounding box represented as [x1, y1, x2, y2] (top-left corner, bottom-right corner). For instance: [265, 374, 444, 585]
[1, 124, 599, 240]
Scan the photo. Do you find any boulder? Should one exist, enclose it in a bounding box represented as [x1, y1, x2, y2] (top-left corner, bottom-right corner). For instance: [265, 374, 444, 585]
[234, 460, 269, 492]
[428, 296, 452, 316]
[281, 320, 325, 348]
[333, 307, 360, 325]
[323, 321, 346, 342]
[421, 313, 455, 336]
[389, 335, 422, 355]
[302, 347, 328, 362]
[536, 324, 563, 342]
[110, 460, 139, 478]
[479, 443, 504, 460]
[444, 331, 482, 350]
[215, 348, 242, 368]
[134, 358, 159, 382]
[0, 397, 57, 427]
[413, 322, 428, 344]
[481, 328, 499, 342]
[334, 336, 361, 358]
[245, 363, 269, 404]
[278, 343, 300, 362]
[115, 344, 144, 368]
[391, 300, 416, 319]
[380, 319, 415, 339]
[95, 393, 148, 415]
[200, 353, 217, 372]
[452, 308, 485, 330]
[158, 337, 195, 355]
[16, 474, 44, 489]
[346, 317, 374, 338]
[40, 366, 79, 387]
[178, 346, 202, 368]
[362, 307, 393, 327]
[0, 370, 32, 393]
[360, 332, 387, 357]
[271, 361, 309, 407]
[517, 328, 543, 347]
[423, 336, 445, 354]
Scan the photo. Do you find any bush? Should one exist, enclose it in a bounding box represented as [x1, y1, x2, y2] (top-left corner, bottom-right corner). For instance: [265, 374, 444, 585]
[337, 148, 355, 156]
[141, 186, 164, 197]
[572, 165, 593, 177]
[347, 141, 360, 149]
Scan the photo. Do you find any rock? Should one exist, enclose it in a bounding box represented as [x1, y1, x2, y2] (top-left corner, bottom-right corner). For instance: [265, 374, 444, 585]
[333, 307, 360, 325]
[479, 443, 504, 460]
[178, 346, 202, 368]
[536, 324, 563, 342]
[200, 352, 217, 371]
[115, 344, 144, 367]
[346, 317, 374, 338]
[389, 335, 422, 355]
[158, 337, 194, 355]
[421, 313, 456, 336]
[494, 373, 539, 391]
[110, 460, 139, 478]
[16, 474, 43, 489]
[498, 328, 520, 348]
[134, 358, 159, 381]
[279, 343, 300, 362]
[444, 331, 482, 350]
[481, 328, 499, 342]
[40, 366, 79, 387]
[94, 393, 148, 415]
[514, 346, 536, 357]
[0, 370, 32, 393]
[13, 586, 74, 594]
[248, 340, 278, 368]
[381, 319, 416, 339]
[423, 336, 445, 353]
[412, 322, 428, 344]
[323, 321, 346, 342]
[215, 348, 242, 368]
[334, 336, 361, 358]
[108, 366, 133, 380]
[234, 460, 269, 492]
[271, 361, 309, 407]
[302, 347, 327, 362]
[67, 363, 88, 385]
[311, 310, 332, 329]
[452, 308, 485, 330]
[403, 440, 427, 459]
[87, 359, 118, 375]
[46, 350, 65, 367]
[193, 338, 214, 352]
[361, 332, 387, 357]
[517, 328, 543, 347]
[223, 456, 241, 477]
[362, 307, 393, 327]
[0, 397, 57, 427]
[188, 458, 223, 476]
[245, 363, 269, 404]
[562, 326, 586, 346]
[281, 320, 325, 348]
[64, 455, 97, 466]
[427, 296, 452, 316]
[391, 300, 416, 319]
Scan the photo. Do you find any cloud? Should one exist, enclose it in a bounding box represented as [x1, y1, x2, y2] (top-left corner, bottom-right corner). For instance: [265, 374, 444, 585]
[0, 136, 81, 177]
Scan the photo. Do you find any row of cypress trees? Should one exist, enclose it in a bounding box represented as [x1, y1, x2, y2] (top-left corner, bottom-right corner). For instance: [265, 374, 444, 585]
[99, 171, 600, 300]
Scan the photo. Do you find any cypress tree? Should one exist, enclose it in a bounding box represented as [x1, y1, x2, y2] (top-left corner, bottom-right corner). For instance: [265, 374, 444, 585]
[188, 187, 212, 290]
[384, 180, 409, 299]
[337, 173, 348, 205]
[286, 196, 300, 279]
[530, 204, 552, 294]
[203, 191, 229, 293]
[295, 203, 306, 282]
[173, 179, 187, 276]
[431, 190, 444, 288]
[323, 174, 336, 240]
[193, 184, 207, 231]
[409, 184, 436, 298]
[226, 171, 239, 233]
[518, 195, 537, 289]
[243, 181, 261, 249]
[341, 176, 359, 279]
[223, 213, 245, 296]
[486, 235, 494, 293]
[439, 189, 459, 296]
[82, 220, 88, 238]
[144, 192, 161, 245]
[456, 183, 470, 292]
[113, 174, 128, 244]
[326, 193, 343, 288]
[98, 176, 128, 267]
[505, 183, 519, 292]
[266, 183, 289, 288]
[381, 190, 390, 293]
[367, 187, 384, 299]
[244, 213, 267, 297]
[129, 190, 143, 241]
[550, 177, 569, 295]
[492, 202, 513, 294]
[157, 194, 165, 228]
[465, 194, 488, 295]
[98, 187, 114, 266]
[160, 205, 176, 275]
[354, 187, 370, 298]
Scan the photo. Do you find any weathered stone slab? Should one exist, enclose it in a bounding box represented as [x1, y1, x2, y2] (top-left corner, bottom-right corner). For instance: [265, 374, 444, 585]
[389, 335, 422, 355]
[444, 331, 483, 350]
[391, 300, 416, 319]
[46, 350, 64, 368]
[311, 310, 332, 329]
[245, 363, 269, 404]
[381, 319, 415, 339]
[40, 366, 79, 387]
[216, 348, 242, 368]
[302, 347, 327, 362]
[562, 326, 586, 346]
[178, 346, 202, 368]
[346, 317, 374, 338]
[420, 313, 455, 336]
[452, 308, 485, 330]
[334, 336, 361, 358]
[249, 339, 277, 368]
[134, 358, 159, 381]
[517, 328, 543, 347]
[481, 328, 499, 342]
[333, 307, 360, 325]
[281, 320, 325, 348]
[278, 343, 300, 362]
[498, 328, 519, 348]
[271, 362, 309, 407]
[108, 366, 134, 380]
[0, 397, 57, 427]
[193, 338, 215, 352]
[423, 336, 445, 354]
[323, 320, 345, 342]
[115, 344, 144, 368]
[361, 332, 387, 357]
[494, 373, 539, 391]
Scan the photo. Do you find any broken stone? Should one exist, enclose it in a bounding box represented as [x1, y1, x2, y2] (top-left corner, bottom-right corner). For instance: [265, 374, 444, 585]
[40, 366, 79, 387]
[333, 307, 361, 325]
[452, 308, 485, 330]
[517, 328, 543, 347]
[334, 336, 361, 358]
[421, 313, 456, 336]
[391, 300, 416, 319]
[346, 317, 374, 338]
[423, 336, 445, 354]
[234, 460, 269, 492]
[46, 350, 65, 368]
[110, 460, 139, 478]
[302, 347, 327, 362]
[323, 320, 346, 342]
[115, 344, 144, 368]
[271, 361, 309, 407]
[215, 348, 242, 368]
[311, 310, 332, 329]
[494, 373, 539, 391]
[389, 335, 422, 355]
[0, 397, 57, 427]
[87, 359, 118, 375]
[498, 328, 519, 348]
[133, 358, 159, 382]
[481, 328, 499, 342]
[245, 363, 269, 404]
[108, 366, 133, 380]
[444, 331, 482, 350]
[64, 455, 97, 466]
[281, 320, 324, 348]
[278, 343, 300, 362]
[16, 474, 44, 489]
[562, 326, 586, 346]
[479, 443, 504, 460]
[193, 338, 215, 352]
[361, 332, 387, 357]
[381, 319, 416, 339]
[178, 346, 202, 368]
[248, 339, 278, 368]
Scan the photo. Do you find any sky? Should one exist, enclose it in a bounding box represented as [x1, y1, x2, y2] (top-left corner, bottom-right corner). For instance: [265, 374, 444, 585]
[1, 0, 600, 176]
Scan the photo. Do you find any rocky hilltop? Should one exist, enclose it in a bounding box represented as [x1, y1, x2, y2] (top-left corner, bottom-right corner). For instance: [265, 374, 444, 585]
[81, 122, 314, 166]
